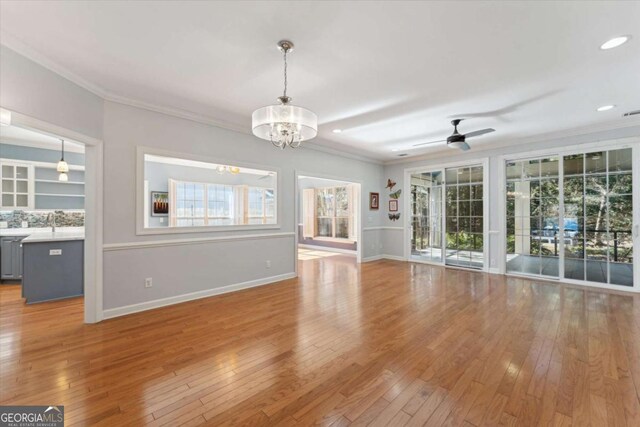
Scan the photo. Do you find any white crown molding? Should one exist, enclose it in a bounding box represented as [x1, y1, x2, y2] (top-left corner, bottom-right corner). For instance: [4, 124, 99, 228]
[1, 31, 108, 99]
[6, 32, 635, 168]
[1, 35, 383, 166]
[385, 117, 640, 166]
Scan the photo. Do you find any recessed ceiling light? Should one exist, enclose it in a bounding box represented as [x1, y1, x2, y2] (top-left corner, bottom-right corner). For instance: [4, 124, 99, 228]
[332, 129, 342, 134]
[600, 35, 630, 50]
[391, 148, 399, 152]
[596, 105, 615, 112]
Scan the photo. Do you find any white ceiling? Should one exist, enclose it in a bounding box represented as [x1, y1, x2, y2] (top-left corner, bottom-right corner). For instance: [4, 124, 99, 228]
[1, 1, 638, 161]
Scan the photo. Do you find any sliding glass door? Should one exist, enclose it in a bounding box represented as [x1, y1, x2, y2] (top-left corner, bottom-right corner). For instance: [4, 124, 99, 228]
[506, 157, 560, 277]
[410, 163, 485, 270]
[445, 166, 484, 268]
[410, 172, 443, 262]
[563, 148, 633, 286]
[505, 147, 635, 287]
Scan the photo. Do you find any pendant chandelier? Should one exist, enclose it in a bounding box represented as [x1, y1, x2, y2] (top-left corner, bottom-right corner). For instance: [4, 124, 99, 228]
[57, 139, 69, 182]
[252, 40, 317, 149]
[216, 165, 240, 175]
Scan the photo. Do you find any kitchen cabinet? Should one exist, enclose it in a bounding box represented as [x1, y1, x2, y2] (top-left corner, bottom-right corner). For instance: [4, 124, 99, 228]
[22, 238, 84, 303]
[0, 236, 26, 281]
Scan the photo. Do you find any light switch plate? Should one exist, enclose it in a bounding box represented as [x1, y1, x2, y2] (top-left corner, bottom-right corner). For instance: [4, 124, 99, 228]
[49, 249, 62, 256]
[22, 221, 29, 228]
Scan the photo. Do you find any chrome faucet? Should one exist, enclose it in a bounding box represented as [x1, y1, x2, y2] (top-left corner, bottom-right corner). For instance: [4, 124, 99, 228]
[47, 212, 56, 232]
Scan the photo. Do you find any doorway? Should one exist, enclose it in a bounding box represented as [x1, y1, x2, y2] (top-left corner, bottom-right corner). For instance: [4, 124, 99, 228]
[295, 174, 361, 266]
[2, 110, 103, 323]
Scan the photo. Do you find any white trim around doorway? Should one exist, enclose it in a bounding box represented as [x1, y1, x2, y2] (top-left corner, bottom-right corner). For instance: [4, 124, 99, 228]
[294, 171, 363, 275]
[6, 109, 105, 322]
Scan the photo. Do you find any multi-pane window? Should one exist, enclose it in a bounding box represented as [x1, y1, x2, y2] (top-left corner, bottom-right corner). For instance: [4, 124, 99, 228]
[248, 187, 275, 224]
[172, 181, 273, 226]
[175, 182, 206, 227]
[504, 148, 633, 287]
[315, 186, 351, 239]
[207, 184, 233, 225]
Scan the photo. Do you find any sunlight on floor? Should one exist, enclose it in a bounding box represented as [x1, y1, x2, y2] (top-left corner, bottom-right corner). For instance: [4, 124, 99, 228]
[298, 248, 343, 260]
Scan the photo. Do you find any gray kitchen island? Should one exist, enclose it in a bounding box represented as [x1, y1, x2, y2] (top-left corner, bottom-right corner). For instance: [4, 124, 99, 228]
[21, 231, 84, 304]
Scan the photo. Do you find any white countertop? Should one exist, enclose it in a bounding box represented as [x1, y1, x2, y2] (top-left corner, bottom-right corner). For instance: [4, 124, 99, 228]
[22, 231, 85, 243]
[1, 227, 85, 243]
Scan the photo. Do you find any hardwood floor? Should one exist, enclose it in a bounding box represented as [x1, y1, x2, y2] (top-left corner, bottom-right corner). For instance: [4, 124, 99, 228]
[1, 255, 639, 426]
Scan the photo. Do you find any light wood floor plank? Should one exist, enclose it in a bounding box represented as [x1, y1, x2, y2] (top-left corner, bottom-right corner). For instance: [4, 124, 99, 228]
[1, 255, 638, 426]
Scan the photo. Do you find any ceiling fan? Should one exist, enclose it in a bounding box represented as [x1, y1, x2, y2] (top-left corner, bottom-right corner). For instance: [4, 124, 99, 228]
[413, 119, 495, 151]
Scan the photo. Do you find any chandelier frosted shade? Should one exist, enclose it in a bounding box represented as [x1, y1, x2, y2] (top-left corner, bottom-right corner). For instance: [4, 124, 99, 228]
[252, 104, 317, 148]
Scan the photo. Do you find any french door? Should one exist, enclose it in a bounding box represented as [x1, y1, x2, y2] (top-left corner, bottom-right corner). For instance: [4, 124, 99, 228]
[505, 146, 637, 288]
[410, 163, 486, 270]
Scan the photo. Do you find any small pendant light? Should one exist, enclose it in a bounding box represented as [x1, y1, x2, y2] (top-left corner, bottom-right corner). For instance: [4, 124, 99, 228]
[57, 139, 69, 181]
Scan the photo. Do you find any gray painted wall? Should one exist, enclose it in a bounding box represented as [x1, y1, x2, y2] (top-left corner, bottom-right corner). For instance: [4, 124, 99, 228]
[0, 46, 384, 315]
[102, 101, 384, 310]
[0, 45, 104, 140]
[0, 143, 85, 165]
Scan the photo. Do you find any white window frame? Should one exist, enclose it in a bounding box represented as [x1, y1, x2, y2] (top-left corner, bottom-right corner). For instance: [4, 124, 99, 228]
[403, 158, 490, 272]
[314, 185, 353, 241]
[169, 180, 273, 227]
[497, 137, 639, 293]
[136, 146, 280, 235]
[247, 186, 276, 225]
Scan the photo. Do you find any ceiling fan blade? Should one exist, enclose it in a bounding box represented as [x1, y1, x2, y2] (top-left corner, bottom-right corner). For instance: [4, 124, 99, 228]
[464, 128, 495, 138]
[459, 141, 471, 151]
[412, 139, 446, 147]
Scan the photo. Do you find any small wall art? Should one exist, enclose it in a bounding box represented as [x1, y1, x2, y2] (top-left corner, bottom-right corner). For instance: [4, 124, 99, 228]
[151, 191, 169, 216]
[369, 192, 380, 210]
[389, 199, 398, 212]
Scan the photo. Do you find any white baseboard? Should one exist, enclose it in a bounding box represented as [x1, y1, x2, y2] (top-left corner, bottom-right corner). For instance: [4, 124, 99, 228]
[362, 254, 406, 263]
[298, 244, 356, 255]
[382, 254, 406, 261]
[103, 272, 297, 320]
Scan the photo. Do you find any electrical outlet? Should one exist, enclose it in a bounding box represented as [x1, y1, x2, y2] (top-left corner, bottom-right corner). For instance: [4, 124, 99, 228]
[145, 277, 153, 288]
[266, 260, 271, 269]
[49, 249, 62, 256]
[22, 221, 28, 228]
[0, 221, 7, 229]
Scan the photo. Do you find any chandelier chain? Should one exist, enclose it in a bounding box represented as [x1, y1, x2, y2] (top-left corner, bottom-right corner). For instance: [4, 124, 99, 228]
[283, 49, 288, 99]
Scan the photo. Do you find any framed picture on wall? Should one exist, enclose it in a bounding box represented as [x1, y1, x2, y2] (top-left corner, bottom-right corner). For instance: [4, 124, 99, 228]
[369, 192, 380, 210]
[389, 199, 398, 212]
[151, 191, 169, 216]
